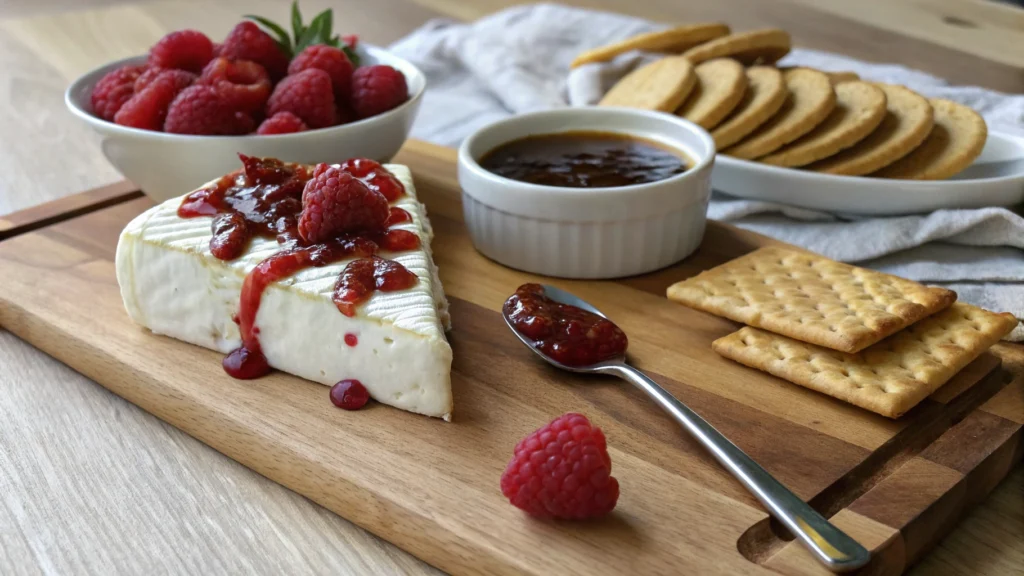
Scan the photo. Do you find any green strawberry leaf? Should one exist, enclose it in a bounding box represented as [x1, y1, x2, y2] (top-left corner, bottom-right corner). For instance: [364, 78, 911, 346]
[296, 11, 325, 52]
[245, 15, 294, 56]
[320, 9, 334, 44]
[342, 44, 360, 66]
[290, 1, 304, 44]
[247, 3, 353, 61]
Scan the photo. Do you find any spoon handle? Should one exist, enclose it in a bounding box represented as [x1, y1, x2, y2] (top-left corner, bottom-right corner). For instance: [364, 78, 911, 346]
[604, 362, 871, 573]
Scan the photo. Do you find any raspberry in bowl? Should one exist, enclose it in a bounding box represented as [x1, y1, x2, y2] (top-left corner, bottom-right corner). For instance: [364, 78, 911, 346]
[65, 13, 424, 203]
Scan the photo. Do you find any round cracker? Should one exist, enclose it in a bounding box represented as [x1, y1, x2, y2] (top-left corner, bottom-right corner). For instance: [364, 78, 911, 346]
[682, 29, 791, 65]
[808, 84, 934, 176]
[760, 81, 887, 167]
[711, 66, 787, 149]
[779, 66, 860, 85]
[872, 99, 987, 180]
[571, 23, 731, 68]
[826, 71, 860, 85]
[723, 68, 836, 159]
[676, 58, 747, 129]
[598, 56, 696, 112]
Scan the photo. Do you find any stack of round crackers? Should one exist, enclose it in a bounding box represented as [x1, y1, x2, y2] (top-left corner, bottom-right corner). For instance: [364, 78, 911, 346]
[581, 24, 988, 180]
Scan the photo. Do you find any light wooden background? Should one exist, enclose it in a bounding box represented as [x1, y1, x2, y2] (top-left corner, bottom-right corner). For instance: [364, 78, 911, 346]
[0, 1, 1021, 575]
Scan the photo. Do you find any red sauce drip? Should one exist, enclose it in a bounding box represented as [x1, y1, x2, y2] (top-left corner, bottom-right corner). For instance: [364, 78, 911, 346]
[223, 345, 270, 379]
[379, 229, 420, 251]
[503, 283, 628, 367]
[178, 155, 309, 257]
[330, 379, 370, 410]
[344, 333, 358, 347]
[385, 206, 412, 227]
[339, 158, 406, 202]
[176, 155, 420, 382]
[333, 256, 419, 316]
[210, 213, 252, 260]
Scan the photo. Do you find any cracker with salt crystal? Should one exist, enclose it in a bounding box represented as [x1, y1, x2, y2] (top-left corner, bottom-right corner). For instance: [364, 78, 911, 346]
[712, 303, 1018, 417]
[666, 247, 957, 353]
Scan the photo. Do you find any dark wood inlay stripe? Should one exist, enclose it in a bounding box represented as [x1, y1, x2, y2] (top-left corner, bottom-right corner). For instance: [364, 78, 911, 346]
[0, 180, 141, 241]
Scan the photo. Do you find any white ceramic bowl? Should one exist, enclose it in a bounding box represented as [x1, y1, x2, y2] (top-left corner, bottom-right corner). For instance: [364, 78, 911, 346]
[458, 107, 715, 279]
[66, 44, 425, 202]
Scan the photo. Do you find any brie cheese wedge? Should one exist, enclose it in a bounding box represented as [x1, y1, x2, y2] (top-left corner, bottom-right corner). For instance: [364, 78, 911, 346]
[115, 164, 453, 420]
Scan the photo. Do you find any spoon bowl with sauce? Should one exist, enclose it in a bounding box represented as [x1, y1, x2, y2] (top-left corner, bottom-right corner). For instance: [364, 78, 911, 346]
[458, 107, 716, 279]
[503, 283, 871, 574]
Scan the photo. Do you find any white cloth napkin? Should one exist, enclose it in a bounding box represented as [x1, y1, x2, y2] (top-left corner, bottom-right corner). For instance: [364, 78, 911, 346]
[389, 3, 1024, 340]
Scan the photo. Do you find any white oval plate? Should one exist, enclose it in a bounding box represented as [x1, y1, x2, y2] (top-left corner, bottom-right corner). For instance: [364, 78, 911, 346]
[711, 130, 1024, 215]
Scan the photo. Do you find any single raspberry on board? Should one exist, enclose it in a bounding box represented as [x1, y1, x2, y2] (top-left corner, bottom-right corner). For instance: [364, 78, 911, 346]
[288, 44, 355, 101]
[219, 21, 290, 80]
[199, 57, 271, 113]
[91, 65, 144, 121]
[114, 69, 195, 130]
[266, 69, 337, 129]
[257, 111, 308, 135]
[164, 84, 247, 135]
[500, 413, 619, 520]
[148, 29, 215, 73]
[349, 65, 408, 119]
[298, 164, 389, 243]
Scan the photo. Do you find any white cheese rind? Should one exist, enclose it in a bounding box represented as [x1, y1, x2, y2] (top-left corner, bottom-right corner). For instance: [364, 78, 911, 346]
[115, 165, 453, 419]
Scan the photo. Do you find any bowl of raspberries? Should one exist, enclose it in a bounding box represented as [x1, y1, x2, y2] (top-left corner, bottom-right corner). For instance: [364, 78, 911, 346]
[65, 4, 424, 202]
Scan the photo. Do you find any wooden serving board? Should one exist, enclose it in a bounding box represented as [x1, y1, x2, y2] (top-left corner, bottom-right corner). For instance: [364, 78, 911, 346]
[0, 140, 1021, 576]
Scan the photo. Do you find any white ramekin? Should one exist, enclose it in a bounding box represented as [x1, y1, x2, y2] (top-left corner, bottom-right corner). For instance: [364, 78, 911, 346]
[457, 107, 716, 279]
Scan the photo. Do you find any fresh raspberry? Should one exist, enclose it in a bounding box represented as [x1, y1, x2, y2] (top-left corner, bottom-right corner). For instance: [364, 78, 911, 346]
[350, 65, 408, 119]
[233, 111, 256, 134]
[220, 21, 289, 80]
[114, 69, 195, 130]
[298, 164, 389, 243]
[148, 30, 214, 73]
[199, 57, 271, 113]
[336, 103, 355, 125]
[266, 69, 337, 129]
[257, 111, 308, 135]
[133, 68, 196, 94]
[342, 35, 359, 49]
[164, 85, 248, 135]
[288, 45, 354, 100]
[500, 413, 619, 520]
[91, 65, 144, 121]
[134, 67, 163, 93]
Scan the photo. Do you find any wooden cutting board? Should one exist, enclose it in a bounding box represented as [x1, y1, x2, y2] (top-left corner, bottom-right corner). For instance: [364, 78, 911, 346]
[0, 140, 1021, 576]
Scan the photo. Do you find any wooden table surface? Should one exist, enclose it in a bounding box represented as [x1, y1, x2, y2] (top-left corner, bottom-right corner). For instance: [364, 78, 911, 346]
[0, 1, 1021, 575]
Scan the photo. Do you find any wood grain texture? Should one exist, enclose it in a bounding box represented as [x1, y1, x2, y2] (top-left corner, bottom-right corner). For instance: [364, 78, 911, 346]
[0, 328, 439, 576]
[1, 140, 1021, 575]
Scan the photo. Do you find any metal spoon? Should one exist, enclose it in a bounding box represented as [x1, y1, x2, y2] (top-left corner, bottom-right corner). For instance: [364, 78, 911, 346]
[503, 284, 871, 573]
